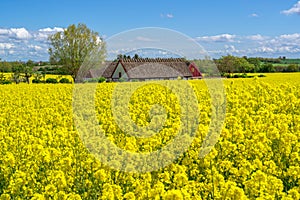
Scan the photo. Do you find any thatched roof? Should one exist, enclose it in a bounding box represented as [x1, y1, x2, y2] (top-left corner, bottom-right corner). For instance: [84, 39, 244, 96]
[87, 61, 117, 78]
[88, 58, 194, 79]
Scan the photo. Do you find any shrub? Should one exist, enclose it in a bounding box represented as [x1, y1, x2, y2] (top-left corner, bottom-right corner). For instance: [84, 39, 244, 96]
[0, 80, 12, 85]
[226, 74, 233, 78]
[32, 79, 44, 84]
[46, 78, 58, 84]
[98, 77, 106, 83]
[241, 73, 248, 78]
[258, 74, 266, 77]
[59, 78, 71, 83]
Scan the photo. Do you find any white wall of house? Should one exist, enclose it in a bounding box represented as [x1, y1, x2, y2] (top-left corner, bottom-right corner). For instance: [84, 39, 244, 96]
[112, 63, 128, 79]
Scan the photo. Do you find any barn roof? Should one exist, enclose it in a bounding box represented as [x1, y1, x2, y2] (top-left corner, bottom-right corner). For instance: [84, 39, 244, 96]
[87, 61, 117, 78]
[122, 58, 192, 78]
[88, 58, 194, 79]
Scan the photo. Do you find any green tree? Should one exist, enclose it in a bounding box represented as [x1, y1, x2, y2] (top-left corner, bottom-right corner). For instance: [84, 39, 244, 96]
[11, 65, 23, 84]
[0, 60, 12, 72]
[216, 55, 254, 74]
[286, 64, 299, 72]
[246, 57, 261, 72]
[26, 60, 35, 67]
[216, 55, 236, 74]
[32, 72, 44, 83]
[260, 63, 275, 73]
[117, 54, 123, 60]
[23, 65, 33, 84]
[236, 57, 254, 73]
[11, 63, 33, 84]
[48, 23, 106, 82]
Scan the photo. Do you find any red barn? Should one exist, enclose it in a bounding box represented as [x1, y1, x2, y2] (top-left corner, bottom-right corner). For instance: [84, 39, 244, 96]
[189, 62, 202, 78]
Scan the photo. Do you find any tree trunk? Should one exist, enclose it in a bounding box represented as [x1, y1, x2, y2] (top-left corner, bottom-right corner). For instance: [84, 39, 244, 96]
[25, 73, 30, 84]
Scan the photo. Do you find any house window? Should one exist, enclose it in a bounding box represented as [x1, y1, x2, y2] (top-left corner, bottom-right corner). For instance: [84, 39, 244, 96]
[119, 72, 122, 78]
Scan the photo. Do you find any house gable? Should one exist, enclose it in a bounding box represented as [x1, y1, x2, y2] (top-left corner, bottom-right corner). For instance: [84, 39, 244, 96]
[189, 63, 202, 78]
[112, 62, 128, 80]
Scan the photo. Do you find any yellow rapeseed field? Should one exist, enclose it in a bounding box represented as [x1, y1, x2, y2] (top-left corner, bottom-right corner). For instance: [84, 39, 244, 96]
[0, 73, 299, 199]
[1, 73, 73, 83]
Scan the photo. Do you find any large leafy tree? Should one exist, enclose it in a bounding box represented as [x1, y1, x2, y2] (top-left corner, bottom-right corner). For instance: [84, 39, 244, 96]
[246, 57, 261, 72]
[216, 55, 254, 74]
[48, 23, 106, 82]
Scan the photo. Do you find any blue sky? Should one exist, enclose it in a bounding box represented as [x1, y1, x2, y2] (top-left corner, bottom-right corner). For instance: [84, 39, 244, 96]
[0, 0, 300, 61]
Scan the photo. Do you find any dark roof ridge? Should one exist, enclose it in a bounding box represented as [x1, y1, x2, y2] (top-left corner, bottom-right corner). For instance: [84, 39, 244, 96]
[120, 57, 186, 63]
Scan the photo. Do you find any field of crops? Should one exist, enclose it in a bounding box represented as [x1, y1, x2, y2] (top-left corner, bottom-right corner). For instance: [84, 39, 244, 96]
[0, 73, 299, 199]
[0, 73, 73, 84]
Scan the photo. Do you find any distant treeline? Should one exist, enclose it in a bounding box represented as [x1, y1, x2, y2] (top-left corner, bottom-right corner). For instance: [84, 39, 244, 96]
[1, 56, 300, 78]
[0, 60, 68, 75]
[0, 59, 72, 84]
[192, 55, 300, 76]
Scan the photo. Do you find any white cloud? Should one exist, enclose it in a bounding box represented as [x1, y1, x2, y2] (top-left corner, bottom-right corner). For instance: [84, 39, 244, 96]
[246, 34, 266, 41]
[38, 27, 64, 32]
[34, 27, 64, 42]
[161, 13, 174, 19]
[158, 50, 168, 55]
[197, 34, 236, 42]
[248, 33, 300, 55]
[279, 33, 300, 40]
[10, 28, 32, 39]
[34, 32, 49, 41]
[166, 14, 174, 18]
[281, 1, 300, 15]
[0, 43, 14, 49]
[0, 26, 299, 60]
[0, 28, 32, 40]
[8, 50, 14, 55]
[136, 36, 159, 42]
[250, 13, 259, 17]
[253, 46, 300, 54]
[225, 45, 237, 53]
[197, 33, 300, 58]
[28, 45, 43, 51]
[0, 27, 65, 60]
[255, 46, 275, 53]
[0, 29, 10, 35]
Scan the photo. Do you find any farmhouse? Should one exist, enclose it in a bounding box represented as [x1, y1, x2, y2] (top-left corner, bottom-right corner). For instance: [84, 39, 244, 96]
[86, 58, 202, 82]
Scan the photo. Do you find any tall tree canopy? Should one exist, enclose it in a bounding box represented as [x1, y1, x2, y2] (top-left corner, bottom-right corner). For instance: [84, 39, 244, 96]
[48, 23, 106, 81]
[216, 55, 254, 74]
